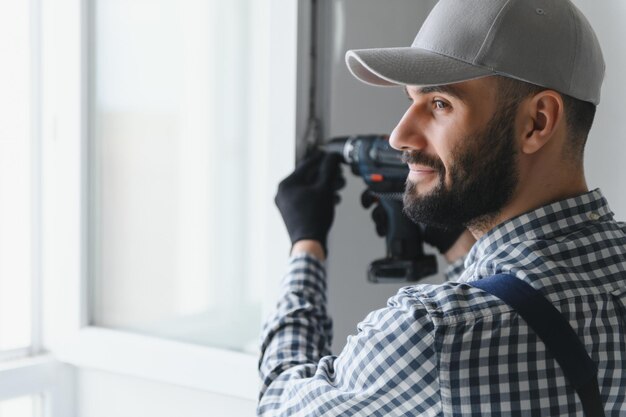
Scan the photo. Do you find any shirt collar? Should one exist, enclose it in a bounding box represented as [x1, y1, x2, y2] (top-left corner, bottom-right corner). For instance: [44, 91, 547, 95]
[464, 188, 613, 268]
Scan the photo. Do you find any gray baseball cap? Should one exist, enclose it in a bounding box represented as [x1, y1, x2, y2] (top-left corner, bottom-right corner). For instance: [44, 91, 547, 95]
[346, 0, 605, 104]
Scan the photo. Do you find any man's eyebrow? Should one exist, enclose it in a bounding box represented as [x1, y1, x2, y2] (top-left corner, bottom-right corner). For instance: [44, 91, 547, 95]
[404, 84, 466, 101]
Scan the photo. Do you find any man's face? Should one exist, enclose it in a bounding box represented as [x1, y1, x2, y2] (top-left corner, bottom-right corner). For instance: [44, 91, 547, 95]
[390, 77, 520, 229]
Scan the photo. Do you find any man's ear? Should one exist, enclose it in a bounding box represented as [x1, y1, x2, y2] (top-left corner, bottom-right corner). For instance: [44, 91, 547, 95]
[519, 90, 565, 155]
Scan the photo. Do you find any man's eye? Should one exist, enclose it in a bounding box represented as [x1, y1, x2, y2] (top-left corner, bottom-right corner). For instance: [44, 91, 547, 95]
[433, 100, 448, 110]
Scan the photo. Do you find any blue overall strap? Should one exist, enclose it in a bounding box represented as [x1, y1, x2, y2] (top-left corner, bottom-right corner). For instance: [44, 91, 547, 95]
[470, 274, 605, 417]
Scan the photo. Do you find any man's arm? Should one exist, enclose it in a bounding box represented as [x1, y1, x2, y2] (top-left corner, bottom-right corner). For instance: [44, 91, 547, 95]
[290, 239, 325, 261]
[257, 240, 324, 401]
[261, 152, 457, 415]
[258, 253, 442, 416]
[258, 253, 330, 401]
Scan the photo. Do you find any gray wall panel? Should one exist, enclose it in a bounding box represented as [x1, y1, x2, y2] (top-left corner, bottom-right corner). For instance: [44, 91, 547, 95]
[320, 0, 440, 353]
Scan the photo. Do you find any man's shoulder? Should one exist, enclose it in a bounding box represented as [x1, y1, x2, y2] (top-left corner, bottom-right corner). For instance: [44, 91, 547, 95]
[396, 281, 515, 326]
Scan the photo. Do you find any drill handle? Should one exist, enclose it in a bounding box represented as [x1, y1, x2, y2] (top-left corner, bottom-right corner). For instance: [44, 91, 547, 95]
[376, 197, 423, 258]
[368, 195, 437, 283]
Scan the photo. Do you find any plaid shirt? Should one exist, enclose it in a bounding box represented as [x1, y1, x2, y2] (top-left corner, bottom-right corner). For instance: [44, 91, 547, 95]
[259, 189, 626, 416]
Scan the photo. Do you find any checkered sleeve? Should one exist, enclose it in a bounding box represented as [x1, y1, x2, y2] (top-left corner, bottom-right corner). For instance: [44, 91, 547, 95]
[258, 254, 442, 416]
[258, 254, 332, 400]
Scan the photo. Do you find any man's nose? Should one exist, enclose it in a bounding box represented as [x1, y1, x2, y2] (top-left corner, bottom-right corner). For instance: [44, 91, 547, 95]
[389, 104, 428, 151]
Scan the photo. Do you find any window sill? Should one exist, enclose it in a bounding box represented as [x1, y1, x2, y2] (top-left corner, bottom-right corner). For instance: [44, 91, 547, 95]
[0, 354, 67, 401]
[53, 327, 259, 400]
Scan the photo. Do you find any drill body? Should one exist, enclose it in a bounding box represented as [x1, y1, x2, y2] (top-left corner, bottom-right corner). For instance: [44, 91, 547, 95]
[323, 135, 437, 283]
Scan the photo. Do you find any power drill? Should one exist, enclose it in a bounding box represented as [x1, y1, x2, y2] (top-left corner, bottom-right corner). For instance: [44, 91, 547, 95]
[322, 135, 438, 283]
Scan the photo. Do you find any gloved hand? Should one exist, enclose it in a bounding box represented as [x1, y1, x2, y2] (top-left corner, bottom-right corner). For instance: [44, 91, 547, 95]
[361, 188, 466, 255]
[275, 151, 345, 255]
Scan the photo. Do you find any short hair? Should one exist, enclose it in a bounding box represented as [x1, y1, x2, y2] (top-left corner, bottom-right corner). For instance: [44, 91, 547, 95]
[496, 76, 596, 161]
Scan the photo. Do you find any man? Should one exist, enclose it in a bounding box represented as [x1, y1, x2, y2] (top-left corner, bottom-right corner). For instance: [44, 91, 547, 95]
[259, 0, 626, 415]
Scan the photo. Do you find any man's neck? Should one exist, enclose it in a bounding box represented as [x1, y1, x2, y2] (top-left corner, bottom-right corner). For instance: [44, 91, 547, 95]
[468, 174, 588, 240]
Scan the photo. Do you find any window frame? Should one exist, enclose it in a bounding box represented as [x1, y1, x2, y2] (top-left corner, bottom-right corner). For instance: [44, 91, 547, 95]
[0, 0, 75, 414]
[41, 0, 307, 401]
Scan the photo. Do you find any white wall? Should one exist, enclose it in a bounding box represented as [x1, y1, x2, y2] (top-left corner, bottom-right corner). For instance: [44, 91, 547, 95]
[576, 1, 626, 216]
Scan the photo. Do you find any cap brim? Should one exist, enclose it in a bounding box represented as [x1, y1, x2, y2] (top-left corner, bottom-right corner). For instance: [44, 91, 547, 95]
[346, 47, 494, 87]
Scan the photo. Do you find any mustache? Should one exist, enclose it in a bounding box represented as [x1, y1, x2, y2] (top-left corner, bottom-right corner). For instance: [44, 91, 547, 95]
[401, 151, 445, 172]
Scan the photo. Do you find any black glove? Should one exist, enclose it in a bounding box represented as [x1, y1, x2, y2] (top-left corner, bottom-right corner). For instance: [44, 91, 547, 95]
[361, 188, 465, 254]
[275, 151, 345, 255]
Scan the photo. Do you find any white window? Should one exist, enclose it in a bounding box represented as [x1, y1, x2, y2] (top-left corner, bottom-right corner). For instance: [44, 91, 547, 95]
[38, 0, 302, 407]
[0, 0, 35, 358]
[88, 0, 268, 352]
[0, 0, 301, 411]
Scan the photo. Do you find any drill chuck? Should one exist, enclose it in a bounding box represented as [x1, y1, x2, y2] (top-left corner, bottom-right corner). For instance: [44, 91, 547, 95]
[321, 136, 355, 163]
[322, 135, 408, 192]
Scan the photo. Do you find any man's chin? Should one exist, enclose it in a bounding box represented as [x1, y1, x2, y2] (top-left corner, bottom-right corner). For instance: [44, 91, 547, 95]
[403, 182, 461, 228]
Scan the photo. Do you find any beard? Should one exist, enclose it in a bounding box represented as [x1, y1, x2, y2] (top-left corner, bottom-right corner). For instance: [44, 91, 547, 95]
[402, 101, 519, 230]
